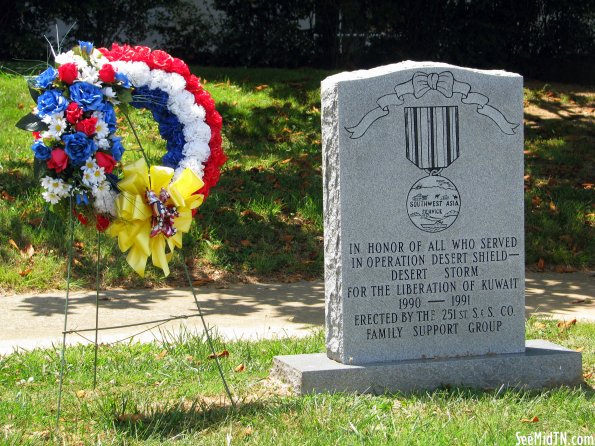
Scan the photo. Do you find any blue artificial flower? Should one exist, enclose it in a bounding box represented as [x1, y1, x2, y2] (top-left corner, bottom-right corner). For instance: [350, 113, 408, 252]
[63, 132, 96, 165]
[78, 41, 94, 54]
[162, 147, 184, 169]
[158, 113, 181, 140]
[75, 192, 89, 206]
[115, 72, 131, 89]
[36, 89, 69, 117]
[69, 82, 104, 111]
[31, 140, 52, 160]
[35, 66, 57, 88]
[131, 86, 168, 110]
[110, 136, 125, 162]
[101, 103, 117, 133]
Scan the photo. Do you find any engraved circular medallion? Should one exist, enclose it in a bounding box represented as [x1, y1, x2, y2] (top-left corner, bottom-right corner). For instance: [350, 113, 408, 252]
[406, 175, 460, 233]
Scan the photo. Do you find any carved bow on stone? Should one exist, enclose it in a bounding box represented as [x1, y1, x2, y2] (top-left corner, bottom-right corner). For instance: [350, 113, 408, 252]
[412, 71, 455, 98]
[345, 70, 518, 139]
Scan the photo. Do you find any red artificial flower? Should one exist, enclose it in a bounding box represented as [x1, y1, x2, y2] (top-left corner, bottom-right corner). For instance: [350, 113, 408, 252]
[47, 148, 69, 173]
[75, 117, 97, 136]
[95, 151, 117, 173]
[32, 131, 41, 140]
[185, 75, 201, 94]
[96, 214, 110, 232]
[170, 58, 190, 77]
[98, 63, 116, 83]
[132, 45, 151, 62]
[66, 102, 83, 124]
[73, 208, 88, 225]
[149, 50, 173, 70]
[58, 63, 78, 84]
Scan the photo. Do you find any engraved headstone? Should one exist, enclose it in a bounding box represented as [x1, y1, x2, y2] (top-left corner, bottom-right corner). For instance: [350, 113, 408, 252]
[326, 62, 525, 364]
[272, 62, 581, 393]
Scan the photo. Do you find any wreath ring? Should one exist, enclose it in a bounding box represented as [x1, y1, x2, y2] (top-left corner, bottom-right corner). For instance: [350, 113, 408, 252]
[100, 44, 226, 198]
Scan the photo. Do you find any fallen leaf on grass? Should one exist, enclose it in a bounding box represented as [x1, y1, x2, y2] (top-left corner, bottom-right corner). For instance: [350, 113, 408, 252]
[583, 372, 593, 379]
[582, 183, 593, 190]
[548, 201, 558, 213]
[279, 158, 292, 164]
[22, 244, 34, 258]
[234, 363, 245, 372]
[555, 265, 576, 273]
[76, 390, 86, 398]
[192, 277, 214, 286]
[533, 322, 546, 330]
[31, 430, 51, 439]
[557, 319, 577, 331]
[537, 258, 545, 271]
[240, 239, 252, 247]
[244, 426, 253, 436]
[208, 350, 229, 359]
[19, 268, 32, 277]
[254, 84, 269, 91]
[27, 217, 43, 227]
[1, 191, 15, 202]
[155, 349, 168, 360]
[117, 413, 142, 423]
[240, 210, 263, 220]
[521, 416, 539, 423]
[8, 239, 19, 252]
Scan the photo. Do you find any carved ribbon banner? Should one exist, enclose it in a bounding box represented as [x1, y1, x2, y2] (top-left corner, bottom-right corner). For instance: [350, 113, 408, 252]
[345, 71, 519, 138]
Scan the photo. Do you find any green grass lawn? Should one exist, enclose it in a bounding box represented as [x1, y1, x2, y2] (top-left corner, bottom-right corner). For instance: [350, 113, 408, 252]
[0, 66, 593, 293]
[0, 318, 592, 445]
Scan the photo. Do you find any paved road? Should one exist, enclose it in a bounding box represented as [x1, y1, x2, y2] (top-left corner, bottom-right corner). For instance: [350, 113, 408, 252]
[0, 272, 592, 355]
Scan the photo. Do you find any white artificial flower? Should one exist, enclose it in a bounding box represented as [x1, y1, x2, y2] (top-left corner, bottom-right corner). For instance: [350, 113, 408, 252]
[158, 72, 186, 95]
[90, 49, 107, 68]
[92, 180, 111, 196]
[79, 65, 99, 85]
[168, 72, 187, 93]
[82, 169, 95, 187]
[82, 158, 98, 172]
[94, 119, 109, 139]
[93, 188, 117, 216]
[148, 69, 170, 92]
[40, 176, 53, 189]
[183, 120, 211, 143]
[55, 51, 86, 69]
[167, 90, 195, 118]
[101, 87, 119, 104]
[113, 61, 150, 87]
[96, 138, 110, 149]
[46, 178, 64, 194]
[41, 177, 71, 198]
[42, 190, 61, 204]
[175, 157, 205, 180]
[182, 141, 210, 161]
[46, 116, 68, 138]
[92, 167, 106, 184]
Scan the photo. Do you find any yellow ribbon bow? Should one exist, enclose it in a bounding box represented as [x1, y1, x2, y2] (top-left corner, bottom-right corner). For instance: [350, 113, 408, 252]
[108, 158, 204, 277]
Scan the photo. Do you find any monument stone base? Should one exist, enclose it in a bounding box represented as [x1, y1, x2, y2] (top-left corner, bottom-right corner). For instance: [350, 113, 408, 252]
[271, 340, 582, 395]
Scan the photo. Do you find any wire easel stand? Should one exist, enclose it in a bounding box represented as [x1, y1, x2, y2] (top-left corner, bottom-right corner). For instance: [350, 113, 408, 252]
[55, 253, 236, 427]
[56, 195, 75, 427]
[56, 113, 235, 427]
